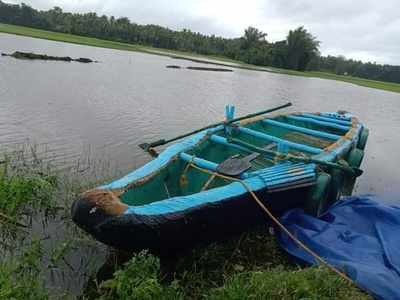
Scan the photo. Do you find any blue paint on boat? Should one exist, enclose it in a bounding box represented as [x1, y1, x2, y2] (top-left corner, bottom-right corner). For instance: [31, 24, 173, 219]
[99, 112, 362, 217]
[124, 161, 316, 216]
[263, 119, 340, 140]
[209, 134, 252, 153]
[287, 115, 350, 131]
[301, 113, 352, 126]
[238, 126, 322, 154]
[72, 109, 367, 253]
[320, 112, 352, 121]
[180, 152, 219, 172]
[99, 125, 223, 190]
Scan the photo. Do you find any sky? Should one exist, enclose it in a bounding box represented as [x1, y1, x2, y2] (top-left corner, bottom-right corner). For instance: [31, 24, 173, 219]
[8, 0, 400, 65]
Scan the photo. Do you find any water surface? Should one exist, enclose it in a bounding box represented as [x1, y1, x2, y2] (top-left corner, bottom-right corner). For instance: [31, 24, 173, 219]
[1, 32, 399, 197]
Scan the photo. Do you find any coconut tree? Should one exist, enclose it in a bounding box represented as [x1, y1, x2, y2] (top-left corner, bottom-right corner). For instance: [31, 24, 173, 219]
[286, 26, 320, 71]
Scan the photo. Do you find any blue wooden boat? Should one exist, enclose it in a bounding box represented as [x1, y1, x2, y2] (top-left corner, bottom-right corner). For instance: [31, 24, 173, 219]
[72, 104, 368, 252]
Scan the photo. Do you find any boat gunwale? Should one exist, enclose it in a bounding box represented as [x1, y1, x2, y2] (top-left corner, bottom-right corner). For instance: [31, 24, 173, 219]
[99, 111, 362, 215]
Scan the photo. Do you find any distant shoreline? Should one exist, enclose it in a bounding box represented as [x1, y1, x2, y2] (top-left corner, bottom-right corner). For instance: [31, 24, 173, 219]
[1, 23, 399, 94]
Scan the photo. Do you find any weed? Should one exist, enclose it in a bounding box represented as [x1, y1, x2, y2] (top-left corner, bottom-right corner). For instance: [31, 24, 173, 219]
[0, 240, 49, 300]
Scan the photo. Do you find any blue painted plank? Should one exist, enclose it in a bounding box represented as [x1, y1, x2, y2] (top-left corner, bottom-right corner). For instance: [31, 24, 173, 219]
[320, 112, 352, 121]
[209, 135, 252, 153]
[180, 152, 218, 172]
[256, 163, 312, 176]
[263, 119, 341, 140]
[257, 164, 315, 179]
[287, 115, 350, 131]
[238, 127, 322, 154]
[265, 173, 316, 186]
[260, 169, 314, 182]
[302, 113, 352, 126]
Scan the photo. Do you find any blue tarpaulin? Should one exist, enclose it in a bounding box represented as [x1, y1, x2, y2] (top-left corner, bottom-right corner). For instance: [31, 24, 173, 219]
[277, 196, 400, 300]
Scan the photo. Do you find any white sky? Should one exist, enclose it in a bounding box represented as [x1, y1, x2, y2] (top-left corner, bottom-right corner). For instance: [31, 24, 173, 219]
[8, 0, 400, 65]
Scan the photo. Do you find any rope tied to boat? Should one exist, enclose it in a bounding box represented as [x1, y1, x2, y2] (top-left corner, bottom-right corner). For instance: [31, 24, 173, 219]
[187, 162, 355, 286]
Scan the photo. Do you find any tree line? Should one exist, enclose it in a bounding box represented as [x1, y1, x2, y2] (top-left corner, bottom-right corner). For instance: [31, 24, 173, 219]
[1, 1, 399, 83]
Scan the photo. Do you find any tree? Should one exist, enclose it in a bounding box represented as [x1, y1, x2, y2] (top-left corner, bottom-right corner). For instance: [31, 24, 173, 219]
[286, 26, 320, 71]
[241, 26, 267, 50]
[1, 1, 399, 83]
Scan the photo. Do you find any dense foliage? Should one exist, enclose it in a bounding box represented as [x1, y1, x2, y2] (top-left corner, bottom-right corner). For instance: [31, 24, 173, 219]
[1, 1, 399, 82]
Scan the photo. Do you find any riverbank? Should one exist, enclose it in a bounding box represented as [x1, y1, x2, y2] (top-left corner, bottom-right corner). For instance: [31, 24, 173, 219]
[1, 23, 399, 94]
[0, 148, 370, 299]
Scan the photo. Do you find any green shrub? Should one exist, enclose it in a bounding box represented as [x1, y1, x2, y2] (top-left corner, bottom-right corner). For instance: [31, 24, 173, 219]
[0, 155, 57, 230]
[100, 251, 183, 300]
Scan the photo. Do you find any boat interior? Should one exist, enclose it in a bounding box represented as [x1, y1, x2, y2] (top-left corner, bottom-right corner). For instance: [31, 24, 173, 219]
[120, 113, 353, 206]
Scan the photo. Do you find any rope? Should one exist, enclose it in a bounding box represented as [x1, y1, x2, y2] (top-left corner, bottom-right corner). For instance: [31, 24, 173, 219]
[201, 173, 216, 191]
[188, 162, 355, 285]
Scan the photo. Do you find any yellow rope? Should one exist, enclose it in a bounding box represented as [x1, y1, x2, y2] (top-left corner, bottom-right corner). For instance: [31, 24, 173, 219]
[201, 173, 216, 191]
[189, 163, 354, 285]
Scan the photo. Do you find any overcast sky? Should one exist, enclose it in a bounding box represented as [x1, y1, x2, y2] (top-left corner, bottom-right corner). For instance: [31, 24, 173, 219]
[9, 0, 400, 65]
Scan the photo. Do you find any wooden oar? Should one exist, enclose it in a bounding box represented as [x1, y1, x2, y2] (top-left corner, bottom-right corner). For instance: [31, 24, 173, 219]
[139, 102, 292, 154]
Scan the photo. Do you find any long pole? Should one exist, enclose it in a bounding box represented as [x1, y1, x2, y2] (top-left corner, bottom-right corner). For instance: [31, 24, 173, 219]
[139, 102, 292, 152]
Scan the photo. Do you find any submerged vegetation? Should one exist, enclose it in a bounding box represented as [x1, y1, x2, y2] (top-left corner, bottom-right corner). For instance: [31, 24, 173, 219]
[0, 147, 372, 299]
[2, 51, 95, 63]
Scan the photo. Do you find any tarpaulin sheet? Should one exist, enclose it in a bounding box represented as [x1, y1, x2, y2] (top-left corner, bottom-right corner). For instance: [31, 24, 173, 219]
[278, 196, 400, 300]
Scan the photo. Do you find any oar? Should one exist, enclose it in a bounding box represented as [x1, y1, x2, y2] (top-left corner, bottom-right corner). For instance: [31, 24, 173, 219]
[228, 137, 363, 177]
[217, 152, 260, 177]
[139, 102, 292, 153]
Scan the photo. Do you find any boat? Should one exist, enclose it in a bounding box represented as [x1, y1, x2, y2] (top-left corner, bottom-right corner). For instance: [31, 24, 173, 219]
[71, 103, 369, 252]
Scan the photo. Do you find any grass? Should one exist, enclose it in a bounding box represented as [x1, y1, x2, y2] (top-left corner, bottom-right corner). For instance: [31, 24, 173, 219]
[1, 23, 400, 93]
[0, 241, 49, 300]
[0, 148, 57, 234]
[0, 23, 233, 63]
[269, 68, 400, 94]
[0, 147, 104, 299]
[98, 249, 371, 300]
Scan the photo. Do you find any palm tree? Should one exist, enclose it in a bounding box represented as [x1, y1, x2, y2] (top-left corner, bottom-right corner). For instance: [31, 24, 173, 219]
[286, 26, 320, 71]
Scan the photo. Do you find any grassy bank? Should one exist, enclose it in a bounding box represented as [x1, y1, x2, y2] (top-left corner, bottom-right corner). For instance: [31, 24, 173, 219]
[1, 23, 400, 94]
[270, 68, 400, 93]
[0, 148, 372, 299]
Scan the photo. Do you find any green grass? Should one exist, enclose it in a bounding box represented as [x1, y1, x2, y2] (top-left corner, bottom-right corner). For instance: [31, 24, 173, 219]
[1, 23, 399, 93]
[0, 23, 149, 52]
[0, 241, 49, 300]
[269, 68, 400, 93]
[0, 23, 233, 62]
[98, 249, 371, 300]
[0, 150, 57, 233]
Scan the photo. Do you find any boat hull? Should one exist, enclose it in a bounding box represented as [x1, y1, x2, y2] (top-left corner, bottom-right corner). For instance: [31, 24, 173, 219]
[72, 185, 310, 253]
